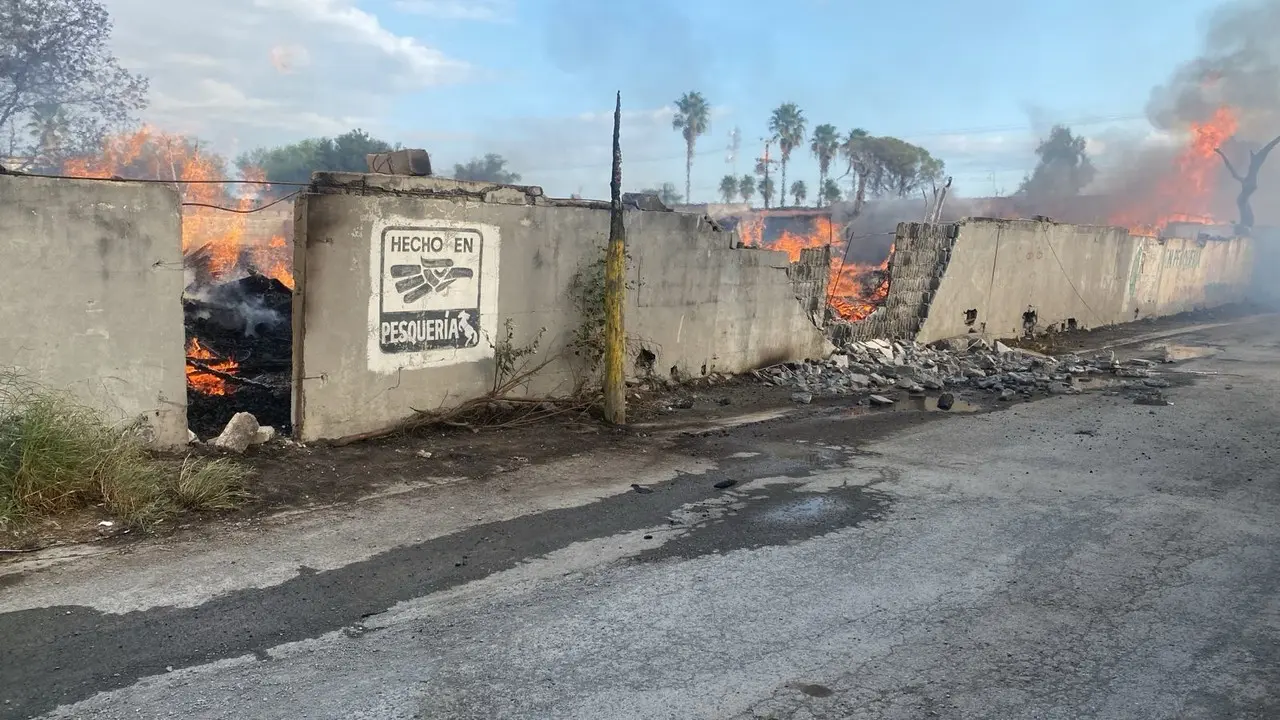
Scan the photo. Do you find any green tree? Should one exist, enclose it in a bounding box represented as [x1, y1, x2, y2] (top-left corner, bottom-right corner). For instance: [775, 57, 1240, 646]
[0, 0, 148, 164]
[237, 129, 396, 184]
[820, 178, 842, 206]
[840, 130, 945, 212]
[790, 179, 807, 206]
[718, 174, 738, 203]
[454, 153, 521, 183]
[638, 182, 683, 206]
[872, 136, 945, 198]
[1017, 125, 1096, 201]
[841, 128, 874, 215]
[672, 91, 711, 204]
[768, 102, 806, 207]
[738, 174, 756, 204]
[809, 123, 840, 206]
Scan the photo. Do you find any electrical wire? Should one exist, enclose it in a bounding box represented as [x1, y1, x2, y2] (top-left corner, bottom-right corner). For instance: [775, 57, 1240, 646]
[181, 190, 302, 214]
[13, 171, 313, 187]
[1042, 233, 1103, 324]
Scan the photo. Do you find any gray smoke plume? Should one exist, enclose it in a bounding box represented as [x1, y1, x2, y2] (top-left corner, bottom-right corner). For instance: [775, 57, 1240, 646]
[1147, 0, 1280, 132]
[1093, 0, 1280, 228]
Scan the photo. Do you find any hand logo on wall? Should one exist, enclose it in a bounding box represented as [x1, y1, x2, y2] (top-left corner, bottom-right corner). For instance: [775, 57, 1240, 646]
[389, 258, 475, 304]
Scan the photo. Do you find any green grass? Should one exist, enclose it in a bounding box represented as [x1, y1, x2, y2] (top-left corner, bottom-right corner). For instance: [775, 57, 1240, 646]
[0, 370, 251, 531]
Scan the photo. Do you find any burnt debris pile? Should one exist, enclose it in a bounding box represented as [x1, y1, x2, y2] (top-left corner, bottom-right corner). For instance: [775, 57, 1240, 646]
[184, 273, 292, 438]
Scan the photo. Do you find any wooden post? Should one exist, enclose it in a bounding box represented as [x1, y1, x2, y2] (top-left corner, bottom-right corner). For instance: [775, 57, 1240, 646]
[602, 91, 627, 425]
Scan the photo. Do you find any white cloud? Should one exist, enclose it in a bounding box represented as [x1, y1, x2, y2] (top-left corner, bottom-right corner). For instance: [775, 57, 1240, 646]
[393, 0, 512, 22]
[100, 0, 470, 157]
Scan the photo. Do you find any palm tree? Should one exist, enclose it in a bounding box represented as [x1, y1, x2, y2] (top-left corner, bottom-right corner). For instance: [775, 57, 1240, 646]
[791, 180, 807, 206]
[738, 174, 756, 204]
[719, 174, 738, 203]
[672, 91, 711, 204]
[809, 124, 840, 206]
[26, 103, 69, 170]
[759, 176, 776, 208]
[768, 103, 806, 207]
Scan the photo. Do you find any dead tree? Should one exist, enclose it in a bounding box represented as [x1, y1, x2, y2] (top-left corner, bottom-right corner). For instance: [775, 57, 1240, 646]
[1214, 134, 1280, 233]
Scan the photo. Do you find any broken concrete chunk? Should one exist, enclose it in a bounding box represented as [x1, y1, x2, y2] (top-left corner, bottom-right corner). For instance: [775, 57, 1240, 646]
[994, 341, 1014, 354]
[998, 388, 1017, 401]
[187, 429, 199, 444]
[869, 394, 894, 407]
[213, 412, 260, 453]
[791, 392, 814, 405]
[251, 426, 277, 445]
[366, 148, 432, 176]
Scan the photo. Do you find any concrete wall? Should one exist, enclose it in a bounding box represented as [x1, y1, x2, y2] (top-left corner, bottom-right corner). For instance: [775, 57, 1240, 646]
[292, 173, 829, 442]
[864, 218, 1253, 345]
[0, 174, 188, 447]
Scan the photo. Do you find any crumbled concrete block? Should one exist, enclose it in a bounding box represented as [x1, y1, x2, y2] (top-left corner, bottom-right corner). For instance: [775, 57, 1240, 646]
[187, 429, 199, 444]
[213, 412, 260, 453]
[366, 149, 432, 176]
[251, 426, 277, 445]
[791, 392, 814, 405]
[869, 394, 894, 406]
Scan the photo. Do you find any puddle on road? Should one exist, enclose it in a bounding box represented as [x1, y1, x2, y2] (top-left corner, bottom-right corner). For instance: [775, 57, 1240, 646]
[760, 495, 850, 526]
[1152, 344, 1219, 362]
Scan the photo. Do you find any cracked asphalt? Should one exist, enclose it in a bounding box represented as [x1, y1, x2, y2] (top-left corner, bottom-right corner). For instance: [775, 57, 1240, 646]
[3, 317, 1279, 719]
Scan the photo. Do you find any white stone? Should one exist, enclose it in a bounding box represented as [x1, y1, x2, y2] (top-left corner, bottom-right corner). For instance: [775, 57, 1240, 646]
[213, 412, 260, 454]
[251, 426, 277, 445]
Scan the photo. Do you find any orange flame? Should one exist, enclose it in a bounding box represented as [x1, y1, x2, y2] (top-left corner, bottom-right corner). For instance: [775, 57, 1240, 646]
[742, 214, 891, 321]
[1110, 106, 1239, 234]
[185, 338, 238, 396]
[63, 125, 294, 289]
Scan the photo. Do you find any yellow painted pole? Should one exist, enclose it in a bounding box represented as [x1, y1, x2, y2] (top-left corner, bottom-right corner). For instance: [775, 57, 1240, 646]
[602, 91, 627, 425]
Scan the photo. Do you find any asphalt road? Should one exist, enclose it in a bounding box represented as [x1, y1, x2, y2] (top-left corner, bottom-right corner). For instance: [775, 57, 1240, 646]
[3, 317, 1279, 719]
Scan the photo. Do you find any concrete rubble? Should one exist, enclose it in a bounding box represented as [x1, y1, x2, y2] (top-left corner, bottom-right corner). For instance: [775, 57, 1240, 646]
[752, 335, 1170, 405]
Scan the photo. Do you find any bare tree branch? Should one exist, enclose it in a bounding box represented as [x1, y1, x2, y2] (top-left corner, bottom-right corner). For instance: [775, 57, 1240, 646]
[1213, 147, 1246, 183]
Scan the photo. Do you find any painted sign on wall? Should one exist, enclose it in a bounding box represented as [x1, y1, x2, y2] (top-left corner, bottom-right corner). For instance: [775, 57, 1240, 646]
[367, 218, 500, 373]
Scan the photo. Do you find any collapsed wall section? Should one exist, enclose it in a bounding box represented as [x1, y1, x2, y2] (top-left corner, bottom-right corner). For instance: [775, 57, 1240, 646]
[292, 173, 829, 442]
[849, 222, 957, 341]
[849, 217, 1253, 345]
[0, 174, 188, 447]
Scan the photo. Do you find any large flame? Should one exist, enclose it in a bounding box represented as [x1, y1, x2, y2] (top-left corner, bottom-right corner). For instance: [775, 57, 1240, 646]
[63, 125, 294, 289]
[742, 215, 891, 321]
[185, 338, 238, 396]
[1109, 106, 1239, 235]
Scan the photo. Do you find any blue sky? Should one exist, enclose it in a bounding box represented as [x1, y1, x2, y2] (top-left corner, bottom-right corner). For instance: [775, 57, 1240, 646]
[374, 0, 1228, 200]
[112, 0, 1232, 201]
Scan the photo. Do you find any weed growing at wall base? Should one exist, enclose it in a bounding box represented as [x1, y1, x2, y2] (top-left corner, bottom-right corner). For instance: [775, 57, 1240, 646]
[0, 370, 250, 531]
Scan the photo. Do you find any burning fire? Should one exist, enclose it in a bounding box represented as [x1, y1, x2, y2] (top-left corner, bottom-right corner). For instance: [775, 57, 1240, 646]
[185, 338, 238, 396]
[63, 125, 294, 288]
[742, 215, 892, 322]
[1109, 106, 1239, 234]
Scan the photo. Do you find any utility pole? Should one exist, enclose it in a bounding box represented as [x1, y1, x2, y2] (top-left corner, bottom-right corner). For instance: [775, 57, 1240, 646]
[602, 92, 627, 425]
[756, 138, 778, 209]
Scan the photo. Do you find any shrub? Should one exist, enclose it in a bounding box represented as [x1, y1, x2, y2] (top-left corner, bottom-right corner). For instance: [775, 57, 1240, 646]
[0, 371, 250, 530]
